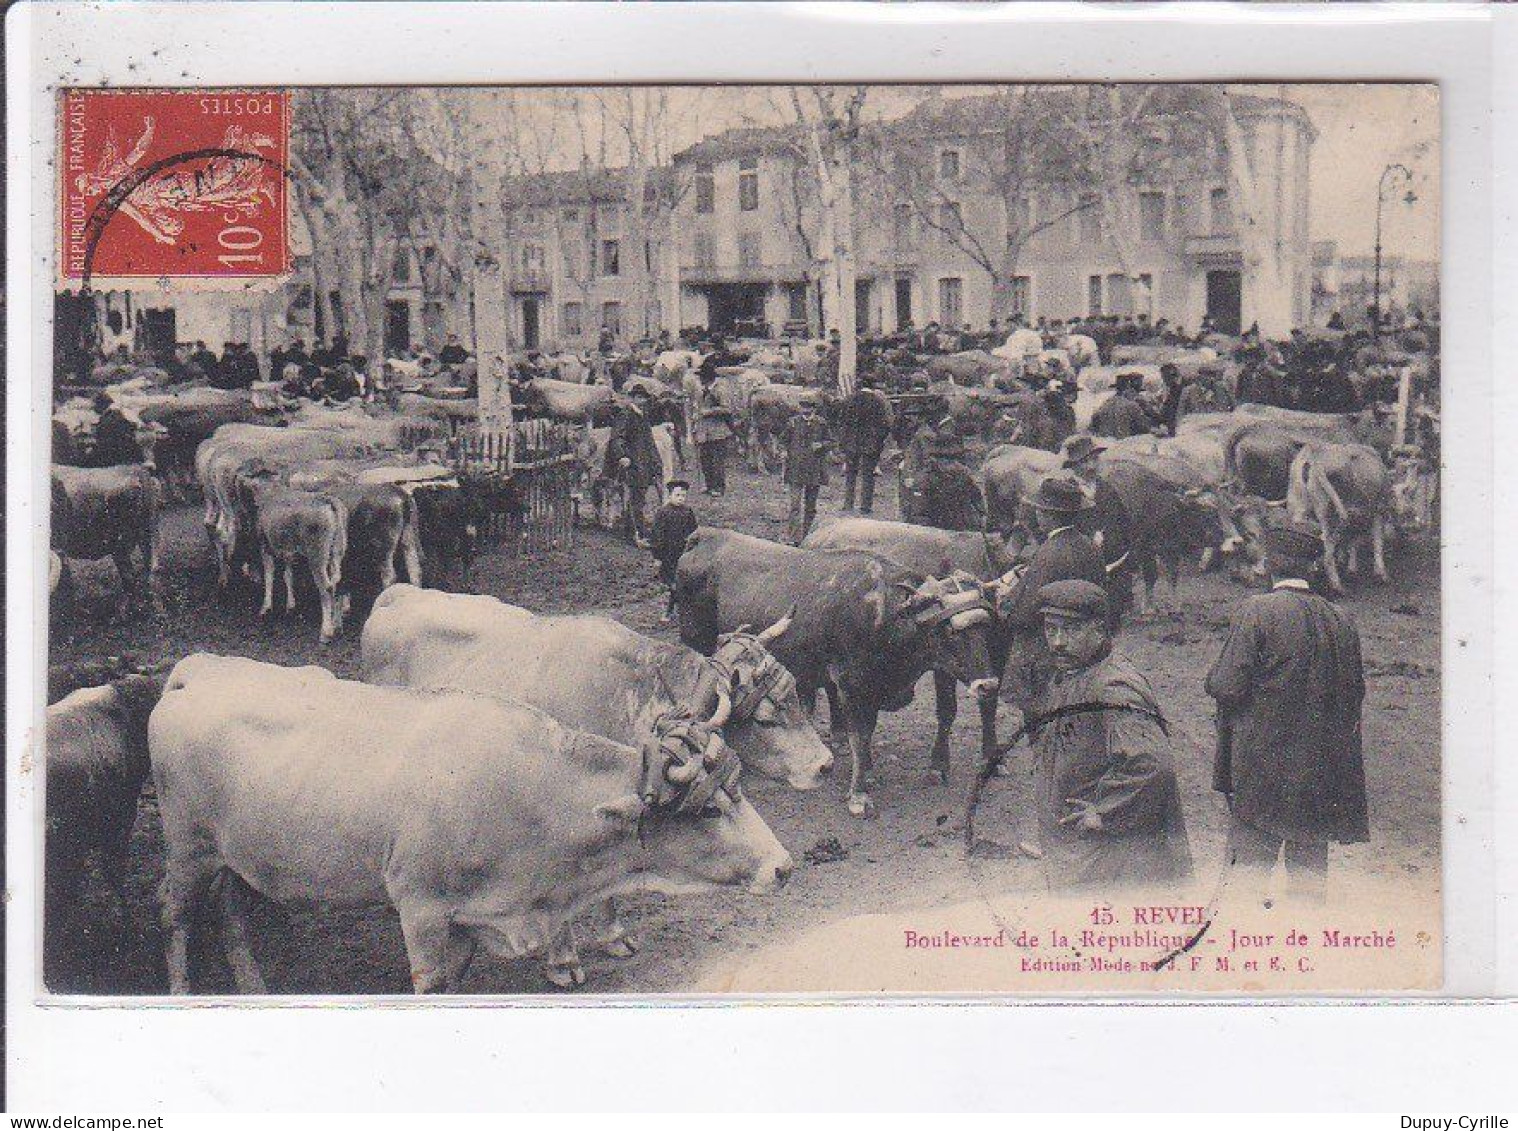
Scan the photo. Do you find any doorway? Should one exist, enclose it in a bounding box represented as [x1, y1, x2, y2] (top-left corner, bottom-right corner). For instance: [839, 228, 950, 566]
[521, 297, 541, 350]
[854, 280, 872, 334]
[894, 277, 912, 330]
[138, 309, 177, 363]
[385, 300, 412, 356]
[1206, 270, 1242, 336]
[704, 283, 768, 336]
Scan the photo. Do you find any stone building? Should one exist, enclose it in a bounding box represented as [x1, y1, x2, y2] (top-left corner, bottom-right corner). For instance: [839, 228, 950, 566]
[504, 89, 1315, 345]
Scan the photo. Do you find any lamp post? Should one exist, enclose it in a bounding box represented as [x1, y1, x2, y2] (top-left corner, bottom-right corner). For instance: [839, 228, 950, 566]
[1373, 163, 1416, 340]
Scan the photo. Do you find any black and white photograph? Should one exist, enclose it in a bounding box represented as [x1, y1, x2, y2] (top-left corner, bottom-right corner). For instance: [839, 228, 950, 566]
[38, 78, 1445, 997]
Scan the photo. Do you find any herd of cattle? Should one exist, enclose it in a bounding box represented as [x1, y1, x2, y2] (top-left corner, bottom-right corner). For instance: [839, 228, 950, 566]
[44, 335, 1439, 993]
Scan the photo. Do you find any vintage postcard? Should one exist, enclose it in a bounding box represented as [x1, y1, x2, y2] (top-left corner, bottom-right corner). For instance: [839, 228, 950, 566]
[40, 80, 1443, 998]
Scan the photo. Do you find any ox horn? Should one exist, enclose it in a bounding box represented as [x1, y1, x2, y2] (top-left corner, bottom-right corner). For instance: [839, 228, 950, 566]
[1104, 551, 1131, 576]
[666, 758, 700, 785]
[707, 679, 733, 729]
[755, 604, 796, 644]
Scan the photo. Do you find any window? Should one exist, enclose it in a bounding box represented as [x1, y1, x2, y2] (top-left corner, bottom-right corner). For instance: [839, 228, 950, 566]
[1087, 274, 1103, 317]
[695, 168, 715, 214]
[939, 149, 961, 180]
[562, 302, 583, 337]
[522, 244, 545, 273]
[694, 231, 715, 268]
[938, 277, 963, 326]
[787, 283, 808, 322]
[1139, 191, 1166, 241]
[1078, 195, 1102, 243]
[940, 201, 963, 233]
[1009, 276, 1031, 320]
[1106, 273, 1132, 317]
[738, 156, 759, 212]
[393, 247, 412, 284]
[1210, 187, 1232, 232]
[601, 239, 620, 276]
[738, 232, 761, 268]
[563, 208, 579, 223]
[1135, 273, 1154, 319]
[602, 301, 623, 337]
[893, 203, 913, 246]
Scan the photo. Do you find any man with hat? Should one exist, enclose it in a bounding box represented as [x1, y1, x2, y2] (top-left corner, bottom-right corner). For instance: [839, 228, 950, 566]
[604, 385, 663, 546]
[1205, 520, 1369, 904]
[783, 392, 832, 544]
[649, 478, 699, 622]
[1176, 362, 1237, 423]
[997, 475, 1108, 708]
[1042, 379, 1078, 449]
[1027, 579, 1193, 891]
[918, 425, 984, 532]
[837, 373, 893, 514]
[1089, 371, 1155, 439]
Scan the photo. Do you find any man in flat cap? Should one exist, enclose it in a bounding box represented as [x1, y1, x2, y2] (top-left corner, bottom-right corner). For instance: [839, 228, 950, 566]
[1028, 579, 1193, 891]
[997, 475, 1108, 709]
[1090, 371, 1156, 440]
[1205, 520, 1369, 903]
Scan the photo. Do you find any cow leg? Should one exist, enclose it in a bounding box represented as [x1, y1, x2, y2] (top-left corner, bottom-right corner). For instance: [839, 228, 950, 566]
[111, 549, 137, 618]
[838, 690, 880, 819]
[395, 901, 455, 994]
[1320, 534, 1347, 596]
[928, 671, 956, 785]
[543, 925, 587, 989]
[378, 542, 398, 592]
[260, 550, 276, 616]
[585, 899, 637, 958]
[284, 563, 297, 612]
[1161, 551, 1182, 609]
[219, 871, 268, 995]
[312, 559, 337, 643]
[401, 531, 423, 587]
[1138, 558, 1158, 615]
[1346, 540, 1360, 577]
[442, 924, 478, 992]
[1198, 545, 1216, 572]
[1371, 513, 1390, 583]
[160, 853, 218, 994]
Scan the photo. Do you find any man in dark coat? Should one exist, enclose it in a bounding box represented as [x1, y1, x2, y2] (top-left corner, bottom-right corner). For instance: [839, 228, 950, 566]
[837, 374, 893, 513]
[90, 393, 146, 467]
[1042, 380, 1078, 449]
[1176, 364, 1237, 422]
[783, 393, 831, 544]
[1028, 579, 1194, 892]
[917, 429, 984, 532]
[605, 388, 663, 546]
[997, 475, 1108, 709]
[1205, 521, 1369, 903]
[649, 478, 699, 620]
[1091, 372, 1157, 439]
[692, 370, 735, 497]
[1235, 358, 1288, 408]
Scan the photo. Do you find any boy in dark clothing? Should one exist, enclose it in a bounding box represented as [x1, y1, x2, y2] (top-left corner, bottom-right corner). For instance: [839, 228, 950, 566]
[650, 479, 699, 621]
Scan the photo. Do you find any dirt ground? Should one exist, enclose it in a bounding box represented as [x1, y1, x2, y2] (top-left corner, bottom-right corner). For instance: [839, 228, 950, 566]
[45, 456, 1442, 996]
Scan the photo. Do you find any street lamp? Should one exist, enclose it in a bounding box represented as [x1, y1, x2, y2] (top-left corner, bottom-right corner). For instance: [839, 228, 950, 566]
[1373, 163, 1417, 340]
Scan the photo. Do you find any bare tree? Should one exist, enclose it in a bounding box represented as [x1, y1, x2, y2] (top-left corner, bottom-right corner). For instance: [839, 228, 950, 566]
[877, 87, 1099, 322]
[790, 86, 869, 394]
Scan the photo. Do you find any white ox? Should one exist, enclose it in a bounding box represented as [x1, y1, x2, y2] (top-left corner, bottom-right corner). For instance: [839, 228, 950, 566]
[150, 653, 793, 994]
[1285, 441, 1392, 595]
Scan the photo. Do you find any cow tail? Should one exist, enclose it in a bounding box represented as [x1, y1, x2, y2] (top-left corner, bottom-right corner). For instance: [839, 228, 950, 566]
[399, 488, 424, 584]
[325, 497, 348, 590]
[1309, 459, 1349, 522]
[1223, 426, 1246, 482]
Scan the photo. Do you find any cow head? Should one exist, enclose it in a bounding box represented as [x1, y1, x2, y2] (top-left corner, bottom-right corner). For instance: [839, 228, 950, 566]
[596, 706, 793, 895]
[707, 611, 833, 789]
[1217, 488, 1283, 585]
[1178, 485, 1228, 553]
[898, 571, 1000, 700]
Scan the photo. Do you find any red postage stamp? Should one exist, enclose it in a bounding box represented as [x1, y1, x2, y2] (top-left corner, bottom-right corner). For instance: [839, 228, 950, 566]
[59, 88, 290, 281]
